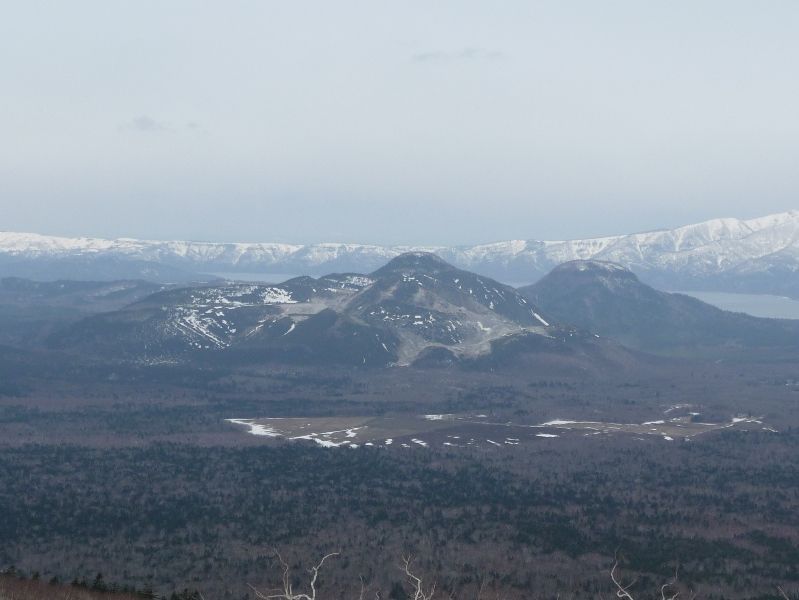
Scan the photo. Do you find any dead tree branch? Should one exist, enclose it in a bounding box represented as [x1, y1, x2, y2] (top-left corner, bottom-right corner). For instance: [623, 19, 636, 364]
[402, 555, 437, 600]
[249, 550, 340, 600]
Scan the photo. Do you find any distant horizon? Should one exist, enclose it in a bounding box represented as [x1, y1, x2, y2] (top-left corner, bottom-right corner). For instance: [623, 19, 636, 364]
[4, 2, 799, 246]
[3, 207, 797, 248]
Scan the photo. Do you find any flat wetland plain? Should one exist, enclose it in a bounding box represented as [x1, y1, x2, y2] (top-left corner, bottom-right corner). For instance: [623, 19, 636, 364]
[226, 410, 773, 448]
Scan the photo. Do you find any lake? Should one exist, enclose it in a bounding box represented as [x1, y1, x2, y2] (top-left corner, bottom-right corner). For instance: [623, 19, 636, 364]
[676, 291, 799, 320]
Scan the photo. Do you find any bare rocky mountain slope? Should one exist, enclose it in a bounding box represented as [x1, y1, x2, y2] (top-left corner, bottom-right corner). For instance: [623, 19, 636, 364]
[50, 252, 565, 367]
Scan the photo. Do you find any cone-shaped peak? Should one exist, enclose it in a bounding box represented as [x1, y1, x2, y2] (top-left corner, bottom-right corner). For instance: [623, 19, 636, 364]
[371, 252, 455, 276]
[546, 260, 639, 282]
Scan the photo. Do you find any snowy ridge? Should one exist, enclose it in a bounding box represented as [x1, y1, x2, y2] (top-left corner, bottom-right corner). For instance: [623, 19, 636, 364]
[3, 211, 799, 289]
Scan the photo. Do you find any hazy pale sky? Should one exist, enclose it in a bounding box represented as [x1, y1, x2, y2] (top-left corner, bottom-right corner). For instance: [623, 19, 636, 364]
[2, 1, 798, 245]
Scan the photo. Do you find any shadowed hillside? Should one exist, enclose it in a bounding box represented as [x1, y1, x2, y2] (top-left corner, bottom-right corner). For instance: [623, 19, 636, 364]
[519, 260, 799, 356]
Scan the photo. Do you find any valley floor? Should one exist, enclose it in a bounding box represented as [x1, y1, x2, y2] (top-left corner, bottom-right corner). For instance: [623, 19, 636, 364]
[2, 360, 799, 598]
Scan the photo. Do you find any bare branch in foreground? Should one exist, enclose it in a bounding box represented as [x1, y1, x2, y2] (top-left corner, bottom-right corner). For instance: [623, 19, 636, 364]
[402, 555, 437, 600]
[659, 563, 680, 600]
[248, 550, 340, 600]
[610, 558, 638, 600]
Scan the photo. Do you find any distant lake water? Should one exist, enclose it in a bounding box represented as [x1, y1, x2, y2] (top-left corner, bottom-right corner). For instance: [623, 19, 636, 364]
[676, 291, 799, 320]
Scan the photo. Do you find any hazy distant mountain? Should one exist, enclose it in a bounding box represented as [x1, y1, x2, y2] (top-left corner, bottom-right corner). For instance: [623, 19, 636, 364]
[519, 260, 799, 355]
[51, 253, 558, 367]
[3, 210, 799, 295]
[0, 277, 166, 347]
[0, 277, 165, 311]
[0, 252, 206, 283]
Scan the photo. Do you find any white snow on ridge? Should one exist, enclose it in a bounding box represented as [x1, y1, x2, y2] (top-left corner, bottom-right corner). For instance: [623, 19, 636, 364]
[3, 210, 798, 280]
[261, 287, 296, 304]
[532, 311, 550, 326]
[341, 275, 374, 288]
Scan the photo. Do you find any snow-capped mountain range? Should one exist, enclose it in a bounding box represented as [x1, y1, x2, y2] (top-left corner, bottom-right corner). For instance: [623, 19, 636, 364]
[2, 210, 799, 296]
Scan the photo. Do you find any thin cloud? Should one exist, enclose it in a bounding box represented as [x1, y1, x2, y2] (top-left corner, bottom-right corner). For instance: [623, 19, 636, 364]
[120, 116, 204, 134]
[125, 115, 170, 133]
[412, 47, 506, 63]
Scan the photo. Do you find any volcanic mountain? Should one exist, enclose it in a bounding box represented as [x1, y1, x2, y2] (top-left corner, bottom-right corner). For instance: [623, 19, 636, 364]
[519, 260, 799, 355]
[51, 253, 556, 367]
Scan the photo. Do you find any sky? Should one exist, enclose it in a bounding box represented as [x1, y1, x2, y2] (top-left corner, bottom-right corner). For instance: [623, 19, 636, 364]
[1, 1, 798, 246]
